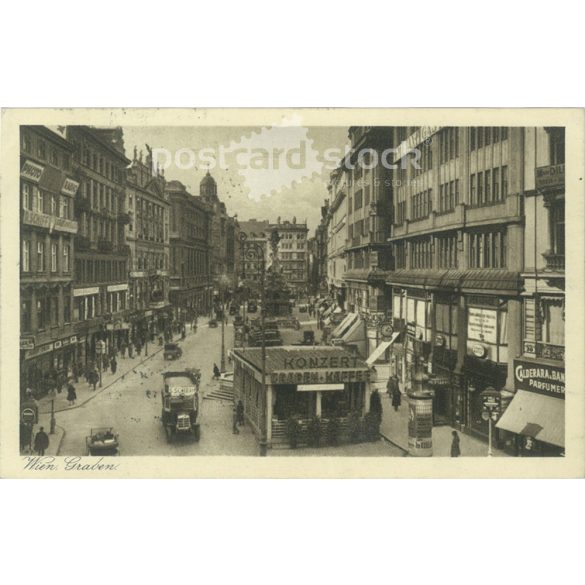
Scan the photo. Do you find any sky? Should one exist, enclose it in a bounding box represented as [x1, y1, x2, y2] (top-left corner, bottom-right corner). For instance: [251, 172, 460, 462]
[122, 125, 350, 232]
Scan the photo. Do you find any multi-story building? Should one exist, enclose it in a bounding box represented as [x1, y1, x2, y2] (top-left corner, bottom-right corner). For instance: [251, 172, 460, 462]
[326, 165, 348, 307]
[309, 201, 329, 297]
[125, 146, 171, 338]
[496, 127, 565, 456]
[66, 126, 131, 367]
[272, 217, 309, 296]
[386, 126, 526, 447]
[343, 127, 394, 314]
[20, 126, 79, 396]
[167, 180, 212, 320]
[199, 170, 240, 290]
[238, 219, 270, 292]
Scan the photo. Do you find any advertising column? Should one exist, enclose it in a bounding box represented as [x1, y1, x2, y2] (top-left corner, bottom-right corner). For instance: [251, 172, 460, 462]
[407, 391, 433, 456]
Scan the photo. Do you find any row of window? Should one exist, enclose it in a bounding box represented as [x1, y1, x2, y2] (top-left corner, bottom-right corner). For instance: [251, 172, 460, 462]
[393, 230, 507, 270]
[73, 291, 127, 322]
[469, 166, 508, 207]
[22, 182, 73, 220]
[439, 127, 460, 164]
[22, 239, 70, 273]
[279, 252, 306, 260]
[74, 259, 128, 284]
[21, 295, 72, 333]
[438, 180, 460, 214]
[170, 247, 209, 277]
[81, 145, 123, 183]
[22, 131, 71, 171]
[136, 253, 167, 271]
[470, 127, 509, 151]
[82, 179, 120, 214]
[411, 189, 433, 221]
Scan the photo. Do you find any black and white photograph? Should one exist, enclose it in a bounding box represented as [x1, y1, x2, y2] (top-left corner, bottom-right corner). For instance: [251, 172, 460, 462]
[2, 110, 581, 478]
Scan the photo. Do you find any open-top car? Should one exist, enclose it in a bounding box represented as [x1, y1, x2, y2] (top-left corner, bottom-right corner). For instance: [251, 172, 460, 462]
[86, 427, 119, 456]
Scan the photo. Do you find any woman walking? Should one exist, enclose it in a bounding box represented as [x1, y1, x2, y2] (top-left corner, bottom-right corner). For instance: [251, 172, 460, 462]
[450, 430, 461, 457]
[66, 382, 77, 406]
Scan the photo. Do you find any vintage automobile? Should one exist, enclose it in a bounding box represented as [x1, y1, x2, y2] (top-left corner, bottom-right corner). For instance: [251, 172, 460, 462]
[247, 301, 258, 313]
[161, 370, 201, 442]
[233, 314, 244, 327]
[229, 304, 239, 315]
[208, 319, 218, 328]
[86, 427, 119, 456]
[163, 343, 183, 360]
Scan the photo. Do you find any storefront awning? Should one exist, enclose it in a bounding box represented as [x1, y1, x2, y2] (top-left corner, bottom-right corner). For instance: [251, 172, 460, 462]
[496, 390, 564, 448]
[332, 312, 357, 338]
[342, 316, 365, 344]
[322, 305, 334, 318]
[366, 331, 400, 366]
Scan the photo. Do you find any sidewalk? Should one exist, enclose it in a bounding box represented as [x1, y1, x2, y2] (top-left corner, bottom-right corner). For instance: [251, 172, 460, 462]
[21, 418, 65, 457]
[379, 393, 509, 457]
[36, 332, 182, 415]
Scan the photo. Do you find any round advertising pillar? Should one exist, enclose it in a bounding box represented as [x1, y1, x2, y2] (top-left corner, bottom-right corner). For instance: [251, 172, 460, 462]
[407, 390, 433, 457]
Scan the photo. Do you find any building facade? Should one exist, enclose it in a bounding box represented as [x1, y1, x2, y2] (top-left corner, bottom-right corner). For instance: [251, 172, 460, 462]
[343, 127, 394, 316]
[496, 126, 565, 455]
[272, 217, 309, 296]
[238, 219, 271, 293]
[386, 126, 526, 444]
[167, 180, 212, 320]
[326, 165, 348, 307]
[66, 126, 131, 368]
[199, 170, 240, 290]
[20, 126, 80, 396]
[125, 146, 171, 338]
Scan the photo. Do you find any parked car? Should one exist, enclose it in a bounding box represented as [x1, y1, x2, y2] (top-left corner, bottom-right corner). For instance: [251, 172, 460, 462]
[86, 427, 119, 456]
[229, 304, 239, 315]
[233, 315, 244, 327]
[247, 301, 258, 313]
[208, 319, 218, 328]
[164, 343, 183, 360]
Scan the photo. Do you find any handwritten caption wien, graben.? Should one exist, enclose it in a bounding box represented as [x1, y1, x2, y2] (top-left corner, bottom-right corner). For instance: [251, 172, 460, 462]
[23, 456, 120, 472]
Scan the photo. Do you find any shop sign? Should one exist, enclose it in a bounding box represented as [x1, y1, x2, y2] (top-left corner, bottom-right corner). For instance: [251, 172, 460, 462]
[21, 408, 37, 425]
[61, 338, 70, 347]
[283, 355, 362, 370]
[379, 320, 394, 340]
[298, 383, 345, 392]
[535, 163, 564, 190]
[70, 335, 77, 343]
[20, 337, 35, 350]
[54, 340, 62, 349]
[61, 177, 80, 196]
[434, 334, 445, 347]
[472, 343, 487, 358]
[21, 160, 45, 182]
[393, 126, 441, 162]
[514, 359, 565, 399]
[270, 369, 370, 385]
[107, 283, 128, 292]
[481, 389, 501, 412]
[73, 287, 99, 297]
[25, 342, 54, 359]
[406, 322, 416, 337]
[468, 307, 497, 344]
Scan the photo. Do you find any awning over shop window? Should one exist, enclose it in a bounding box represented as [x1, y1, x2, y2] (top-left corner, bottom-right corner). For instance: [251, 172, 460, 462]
[322, 305, 335, 318]
[332, 312, 357, 338]
[496, 390, 565, 448]
[366, 332, 400, 366]
[342, 316, 366, 344]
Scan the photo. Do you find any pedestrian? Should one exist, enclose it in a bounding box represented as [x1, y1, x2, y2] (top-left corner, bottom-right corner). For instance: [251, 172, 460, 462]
[110, 357, 117, 375]
[128, 343, 134, 359]
[34, 426, 49, 456]
[213, 364, 220, 380]
[66, 382, 77, 406]
[387, 375, 402, 412]
[450, 430, 461, 457]
[89, 369, 98, 391]
[369, 389, 383, 424]
[236, 399, 244, 426]
[121, 343, 126, 358]
[136, 342, 142, 357]
[232, 406, 240, 434]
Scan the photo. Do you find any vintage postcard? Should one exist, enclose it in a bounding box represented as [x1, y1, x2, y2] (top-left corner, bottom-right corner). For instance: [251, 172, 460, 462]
[1, 108, 583, 478]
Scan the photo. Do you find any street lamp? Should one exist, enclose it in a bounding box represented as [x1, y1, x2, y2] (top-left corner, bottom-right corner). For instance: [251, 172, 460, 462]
[239, 232, 267, 456]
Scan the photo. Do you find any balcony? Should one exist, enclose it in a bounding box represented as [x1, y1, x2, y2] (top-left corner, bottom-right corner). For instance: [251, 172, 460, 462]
[542, 252, 564, 272]
[535, 342, 564, 362]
